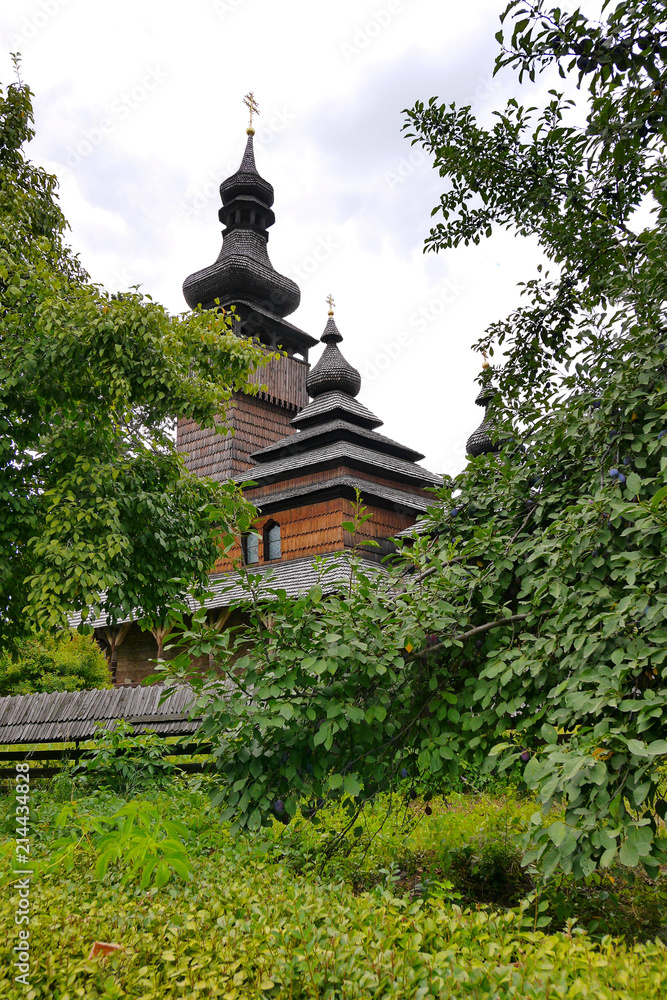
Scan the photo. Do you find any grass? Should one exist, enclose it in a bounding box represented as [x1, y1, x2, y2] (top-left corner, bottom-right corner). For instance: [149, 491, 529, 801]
[0, 774, 666, 998]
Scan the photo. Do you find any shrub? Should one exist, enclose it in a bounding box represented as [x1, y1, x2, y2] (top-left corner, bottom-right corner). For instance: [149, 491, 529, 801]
[0, 630, 110, 696]
[75, 721, 177, 795]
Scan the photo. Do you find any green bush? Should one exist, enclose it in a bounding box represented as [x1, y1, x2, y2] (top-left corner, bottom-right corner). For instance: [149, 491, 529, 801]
[75, 721, 177, 796]
[0, 630, 111, 696]
[1, 790, 666, 999]
[2, 782, 666, 998]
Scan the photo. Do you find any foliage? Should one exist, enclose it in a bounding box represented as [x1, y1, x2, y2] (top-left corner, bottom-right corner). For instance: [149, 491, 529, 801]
[0, 59, 263, 646]
[0, 629, 110, 695]
[1, 783, 666, 999]
[73, 721, 177, 795]
[46, 796, 191, 891]
[141, 0, 667, 882]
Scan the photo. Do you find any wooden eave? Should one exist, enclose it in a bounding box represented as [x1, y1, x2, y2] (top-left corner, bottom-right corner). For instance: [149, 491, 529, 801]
[233, 441, 443, 491]
[249, 419, 425, 464]
[246, 474, 431, 516]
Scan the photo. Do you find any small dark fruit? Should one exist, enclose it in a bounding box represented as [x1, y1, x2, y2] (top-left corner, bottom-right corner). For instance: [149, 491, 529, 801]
[409, 789, 417, 800]
[274, 799, 285, 814]
[400, 767, 409, 779]
[520, 751, 531, 763]
[424, 805, 433, 816]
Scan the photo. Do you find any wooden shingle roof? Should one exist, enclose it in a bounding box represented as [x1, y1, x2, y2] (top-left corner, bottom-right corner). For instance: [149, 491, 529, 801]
[0, 683, 203, 745]
[250, 419, 425, 464]
[69, 554, 384, 631]
[234, 439, 442, 489]
[247, 475, 431, 515]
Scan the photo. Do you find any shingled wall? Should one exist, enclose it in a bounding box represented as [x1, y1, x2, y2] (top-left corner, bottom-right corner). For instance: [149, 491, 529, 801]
[176, 354, 309, 481]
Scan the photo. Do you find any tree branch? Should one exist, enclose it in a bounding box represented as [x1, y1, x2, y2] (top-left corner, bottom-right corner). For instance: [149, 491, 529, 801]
[408, 612, 530, 661]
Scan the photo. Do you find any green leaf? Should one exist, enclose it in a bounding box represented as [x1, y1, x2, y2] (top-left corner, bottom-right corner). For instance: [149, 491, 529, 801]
[540, 723, 558, 745]
[342, 774, 362, 798]
[619, 838, 639, 868]
[547, 820, 567, 847]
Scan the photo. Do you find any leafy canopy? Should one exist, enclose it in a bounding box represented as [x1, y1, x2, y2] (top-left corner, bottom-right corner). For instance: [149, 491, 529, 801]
[0, 60, 263, 645]
[0, 629, 110, 696]
[158, 0, 667, 881]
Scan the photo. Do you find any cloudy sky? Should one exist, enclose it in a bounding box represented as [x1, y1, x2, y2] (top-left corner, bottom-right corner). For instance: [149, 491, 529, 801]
[0, 0, 591, 476]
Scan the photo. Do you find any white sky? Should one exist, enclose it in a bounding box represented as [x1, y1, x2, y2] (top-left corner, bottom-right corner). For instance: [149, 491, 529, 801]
[0, 0, 592, 476]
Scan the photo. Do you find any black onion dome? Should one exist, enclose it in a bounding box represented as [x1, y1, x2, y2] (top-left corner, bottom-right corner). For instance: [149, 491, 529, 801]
[466, 380, 500, 457]
[306, 317, 362, 399]
[219, 133, 275, 209]
[183, 134, 300, 317]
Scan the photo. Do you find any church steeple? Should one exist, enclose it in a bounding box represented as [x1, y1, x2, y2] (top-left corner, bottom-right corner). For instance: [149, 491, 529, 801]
[466, 358, 500, 457]
[306, 299, 362, 399]
[182, 95, 302, 324]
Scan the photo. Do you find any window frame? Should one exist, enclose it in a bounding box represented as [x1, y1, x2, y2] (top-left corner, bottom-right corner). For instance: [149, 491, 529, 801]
[263, 520, 281, 561]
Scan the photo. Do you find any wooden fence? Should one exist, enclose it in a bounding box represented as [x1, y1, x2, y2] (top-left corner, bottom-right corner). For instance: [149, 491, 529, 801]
[0, 741, 214, 780]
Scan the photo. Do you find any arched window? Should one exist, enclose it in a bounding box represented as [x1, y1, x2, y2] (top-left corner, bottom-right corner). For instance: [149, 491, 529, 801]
[242, 532, 259, 565]
[263, 521, 281, 561]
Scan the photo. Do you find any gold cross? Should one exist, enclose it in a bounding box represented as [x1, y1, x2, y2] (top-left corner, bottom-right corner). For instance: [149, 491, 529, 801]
[326, 293, 335, 315]
[482, 349, 490, 369]
[243, 92, 260, 133]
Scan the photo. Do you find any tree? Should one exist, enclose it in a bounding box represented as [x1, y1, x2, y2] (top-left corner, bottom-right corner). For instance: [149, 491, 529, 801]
[158, 1, 667, 880]
[0, 629, 111, 696]
[0, 60, 262, 648]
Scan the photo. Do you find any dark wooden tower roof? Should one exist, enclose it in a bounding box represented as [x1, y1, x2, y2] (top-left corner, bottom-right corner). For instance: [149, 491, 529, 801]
[234, 312, 442, 516]
[466, 379, 501, 457]
[182, 132, 316, 358]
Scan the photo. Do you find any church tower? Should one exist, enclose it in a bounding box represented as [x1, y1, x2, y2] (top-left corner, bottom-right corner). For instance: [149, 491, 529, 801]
[176, 106, 317, 478]
[214, 304, 442, 571]
[177, 96, 441, 576]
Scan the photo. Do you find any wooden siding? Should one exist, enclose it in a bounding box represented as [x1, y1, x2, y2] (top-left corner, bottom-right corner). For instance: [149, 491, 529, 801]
[215, 499, 345, 571]
[176, 354, 308, 481]
[177, 395, 296, 480]
[113, 612, 246, 687]
[246, 354, 309, 411]
[214, 497, 414, 572]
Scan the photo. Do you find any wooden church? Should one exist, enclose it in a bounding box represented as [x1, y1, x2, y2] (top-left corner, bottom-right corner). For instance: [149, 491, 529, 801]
[94, 107, 494, 685]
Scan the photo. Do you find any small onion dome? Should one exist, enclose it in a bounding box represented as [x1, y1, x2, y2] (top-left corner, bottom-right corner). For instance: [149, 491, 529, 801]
[306, 316, 362, 399]
[466, 382, 500, 457]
